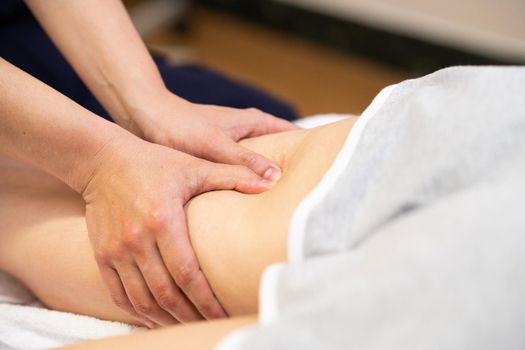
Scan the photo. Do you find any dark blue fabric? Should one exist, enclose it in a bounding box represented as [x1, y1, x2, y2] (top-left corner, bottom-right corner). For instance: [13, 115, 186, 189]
[0, 0, 25, 21]
[0, 2, 297, 121]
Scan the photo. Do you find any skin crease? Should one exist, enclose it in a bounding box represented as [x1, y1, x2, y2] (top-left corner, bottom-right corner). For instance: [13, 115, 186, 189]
[8, 0, 297, 328]
[58, 118, 357, 350]
[0, 117, 356, 327]
[187, 117, 357, 315]
[0, 56, 280, 327]
[1, 0, 357, 345]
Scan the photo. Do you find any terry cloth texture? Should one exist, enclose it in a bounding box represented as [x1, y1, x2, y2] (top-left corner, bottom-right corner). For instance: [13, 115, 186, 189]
[216, 66, 525, 350]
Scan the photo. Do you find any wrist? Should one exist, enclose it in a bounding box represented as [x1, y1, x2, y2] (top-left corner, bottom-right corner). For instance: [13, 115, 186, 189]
[105, 81, 167, 131]
[123, 88, 189, 140]
[69, 122, 138, 196]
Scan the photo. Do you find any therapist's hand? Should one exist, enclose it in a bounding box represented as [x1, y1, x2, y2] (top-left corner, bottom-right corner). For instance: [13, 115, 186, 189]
[121, 90, 297, 181]
[82, 135, 276, 328]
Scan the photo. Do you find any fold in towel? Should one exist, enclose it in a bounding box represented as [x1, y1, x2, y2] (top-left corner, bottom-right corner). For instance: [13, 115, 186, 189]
[0, 303, 140, 350]
[0, 271, 142, 350]
[217, 66, 525, 350]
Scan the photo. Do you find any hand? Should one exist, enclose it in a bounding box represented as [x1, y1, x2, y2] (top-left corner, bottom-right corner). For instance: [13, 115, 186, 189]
[122, 91, 297, 181]
[82, 135, 276, 328]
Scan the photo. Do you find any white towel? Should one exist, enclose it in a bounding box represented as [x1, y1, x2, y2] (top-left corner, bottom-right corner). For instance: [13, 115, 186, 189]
[0, 271, 141, 350]
[216, 66, 525, 350]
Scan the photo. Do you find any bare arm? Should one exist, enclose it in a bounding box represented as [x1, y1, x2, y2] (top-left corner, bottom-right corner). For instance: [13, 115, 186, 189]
[24, 0, 295, 170]
[0, 58, 125, 193]
[0, 58, 273, 327]
[24, 0, 164, 133]
[17, 0, 293, 327]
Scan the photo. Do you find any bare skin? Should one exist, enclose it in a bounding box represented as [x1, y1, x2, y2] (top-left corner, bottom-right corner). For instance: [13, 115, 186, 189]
[0, 117, 356, 329]
[1, 0, 296, 326]
[61, 316, 258, 350]
[0, 59, 282, 327]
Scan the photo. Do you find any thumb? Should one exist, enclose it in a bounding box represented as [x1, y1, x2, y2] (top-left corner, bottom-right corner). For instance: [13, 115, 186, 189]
[206, 134, 282, 182]
[249, 110, 298, 137]
[196, 161, 279, 195]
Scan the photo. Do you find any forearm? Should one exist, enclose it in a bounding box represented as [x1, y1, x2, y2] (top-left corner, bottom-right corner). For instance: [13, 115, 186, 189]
[25, 0, 166, 133]
[0, 58, 128, 193]
[24, 0, 295, 180]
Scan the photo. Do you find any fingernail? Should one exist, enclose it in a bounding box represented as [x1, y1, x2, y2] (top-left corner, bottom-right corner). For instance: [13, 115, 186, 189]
[262, 166, 281, 183]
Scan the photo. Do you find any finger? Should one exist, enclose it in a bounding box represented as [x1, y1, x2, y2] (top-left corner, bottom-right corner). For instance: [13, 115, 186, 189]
[202, 133, 282, 182]
[225, 108, 298, 140]
[97, 264, 155, 328]
[115, 262, 178, 327]
[242, 108, 298, 137]
[195, 160, 281, 195]
[135, 243, 203, 323]
[158, 207, 228, 320]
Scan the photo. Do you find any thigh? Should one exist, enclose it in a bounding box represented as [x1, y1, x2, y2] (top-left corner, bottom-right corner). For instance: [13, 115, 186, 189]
[0, 153, 282, 323]
[62, 316, 256, 350]
[0, 154, 134, 324]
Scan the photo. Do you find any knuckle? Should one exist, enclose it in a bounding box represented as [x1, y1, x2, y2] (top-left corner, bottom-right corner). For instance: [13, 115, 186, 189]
[144, 207, 169, 233]
[156, 289, 179, 311]
[174, 262, 198, 288]
[121, 228, 145, 254]
[133, 299, 155, 315]
[246, 107, 265, 119]
[94, 249, 110, 264]
[246, 107, 261, 114]
[199, 301, 217, 317]
[186, 167, 206, 190]
[239, 150, 260, 168]
[111, 249, 127, 263]
[164, 133, 180, 149]
[96, 244, 123, 264]
[110, 293, 129, 309]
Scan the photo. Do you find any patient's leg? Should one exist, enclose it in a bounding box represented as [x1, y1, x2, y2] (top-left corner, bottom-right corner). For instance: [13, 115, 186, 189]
[0, 155, 261, 346]
[0, 152, 286, 324]
[0, 117, 354, 324]
[61, 316, 257, 350]
[0, 154, 137, 324]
